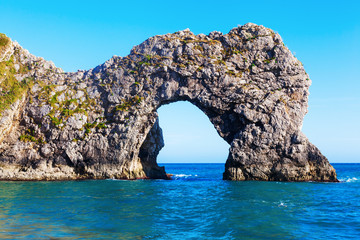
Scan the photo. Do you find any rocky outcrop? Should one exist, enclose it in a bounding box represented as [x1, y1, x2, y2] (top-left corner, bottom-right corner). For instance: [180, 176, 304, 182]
[0, 24, 338, 181]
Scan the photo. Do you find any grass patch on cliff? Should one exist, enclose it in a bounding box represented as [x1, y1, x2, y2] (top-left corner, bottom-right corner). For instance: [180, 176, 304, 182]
[225, 70, 243, 78]
[96, 122, 107, 129]
[263, 57, 276, 64]
[82, 121, 107, 136]
[49, 116, 62, 126]
[37, 83, 97, 129]
[0, 33, 10, 52]
[115, 96, 143, 112]
[0, 57, 34, 116]
[19, 134, 45, 144]
[19, 129, 45, 144]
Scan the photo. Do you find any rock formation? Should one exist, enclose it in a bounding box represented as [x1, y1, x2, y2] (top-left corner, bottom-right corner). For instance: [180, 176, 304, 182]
[0, 24, 338, 181]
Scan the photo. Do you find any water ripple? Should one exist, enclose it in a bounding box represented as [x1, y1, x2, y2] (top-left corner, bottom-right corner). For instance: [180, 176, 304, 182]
[0, 163, 358, 239]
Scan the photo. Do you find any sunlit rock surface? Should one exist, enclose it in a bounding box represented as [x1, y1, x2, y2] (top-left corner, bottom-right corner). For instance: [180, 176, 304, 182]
[0, 24, 337, 181]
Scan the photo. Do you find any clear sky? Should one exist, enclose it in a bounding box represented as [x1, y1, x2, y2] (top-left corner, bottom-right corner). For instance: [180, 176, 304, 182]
[0, 0, 359, 163]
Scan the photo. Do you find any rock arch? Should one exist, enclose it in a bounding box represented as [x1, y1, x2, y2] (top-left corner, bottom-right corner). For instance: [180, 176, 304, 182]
[0, 24, 337, 181]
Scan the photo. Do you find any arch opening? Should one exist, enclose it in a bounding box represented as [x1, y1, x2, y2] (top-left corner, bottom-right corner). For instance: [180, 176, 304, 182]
[138, 101, 230, 179]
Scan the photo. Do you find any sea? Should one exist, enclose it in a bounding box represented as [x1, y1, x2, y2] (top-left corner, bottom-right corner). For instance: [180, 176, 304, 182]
[0, 163, 359, 240]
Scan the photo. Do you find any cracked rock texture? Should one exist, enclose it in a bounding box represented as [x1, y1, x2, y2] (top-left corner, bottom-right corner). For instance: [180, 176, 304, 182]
[0, 23, 337, 181]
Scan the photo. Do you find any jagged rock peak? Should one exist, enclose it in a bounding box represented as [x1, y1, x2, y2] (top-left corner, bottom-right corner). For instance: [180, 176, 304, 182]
[0, 24, 337, 181]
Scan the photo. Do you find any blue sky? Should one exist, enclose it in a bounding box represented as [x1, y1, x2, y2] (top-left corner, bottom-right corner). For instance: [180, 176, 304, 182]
[1, 0, 359, 163]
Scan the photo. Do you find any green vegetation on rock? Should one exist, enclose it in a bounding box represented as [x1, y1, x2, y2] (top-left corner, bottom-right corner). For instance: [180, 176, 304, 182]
[19, 129, 45, 144]
[115, 96, 143, 111]
[36, 82, 97, 128]
[0, 56, 33, 116]
[0, 33, 10, 52]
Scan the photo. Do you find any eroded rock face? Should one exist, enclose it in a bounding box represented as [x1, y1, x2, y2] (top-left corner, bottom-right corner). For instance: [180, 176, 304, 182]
[0, 23, 337, 181]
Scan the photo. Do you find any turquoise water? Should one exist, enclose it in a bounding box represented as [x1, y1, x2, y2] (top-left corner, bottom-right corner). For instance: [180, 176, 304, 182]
[0, 163, 359, 239]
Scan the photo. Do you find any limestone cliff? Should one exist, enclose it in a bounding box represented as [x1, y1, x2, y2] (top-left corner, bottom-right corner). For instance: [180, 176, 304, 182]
[0, 24, 337, 181]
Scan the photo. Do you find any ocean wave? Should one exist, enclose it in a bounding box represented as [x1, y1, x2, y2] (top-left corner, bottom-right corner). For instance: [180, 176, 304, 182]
[174, 174, 192, 178]
[171, 174, 200, 181]
[339, 177, 359, 183]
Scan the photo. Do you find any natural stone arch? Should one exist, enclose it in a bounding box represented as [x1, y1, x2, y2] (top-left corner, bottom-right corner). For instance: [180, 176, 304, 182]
[137, 67, 336, 181]
[0, 23, 337, 181]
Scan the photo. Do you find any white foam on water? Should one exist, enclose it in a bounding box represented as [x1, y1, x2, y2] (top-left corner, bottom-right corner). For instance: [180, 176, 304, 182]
[339, 177, 359, 183]
[346, 177, 358, 182]
[174, 174, 192, 178]
[105, 178, 118, 181]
